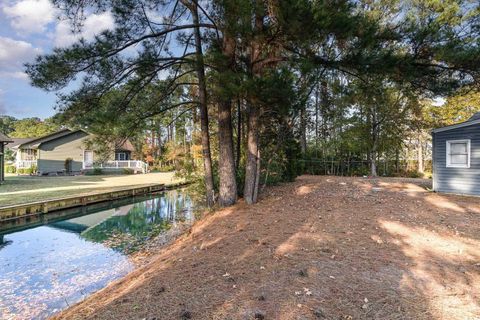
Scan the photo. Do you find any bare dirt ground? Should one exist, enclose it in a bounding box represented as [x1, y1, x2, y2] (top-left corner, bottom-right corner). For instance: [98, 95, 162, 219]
[53, 175, 480, 320]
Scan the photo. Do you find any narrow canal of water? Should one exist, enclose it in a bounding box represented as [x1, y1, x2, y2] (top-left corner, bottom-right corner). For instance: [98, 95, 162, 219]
[0, 189, 195, 320]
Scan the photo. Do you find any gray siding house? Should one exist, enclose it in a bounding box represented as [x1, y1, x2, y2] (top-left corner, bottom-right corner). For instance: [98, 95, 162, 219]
[10, 129, 147, 175]
[432, 112, 480, 195]
[0, 132, 13, 182]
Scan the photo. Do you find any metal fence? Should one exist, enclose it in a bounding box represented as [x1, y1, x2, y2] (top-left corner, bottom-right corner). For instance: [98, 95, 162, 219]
[295, 158, 432, 177]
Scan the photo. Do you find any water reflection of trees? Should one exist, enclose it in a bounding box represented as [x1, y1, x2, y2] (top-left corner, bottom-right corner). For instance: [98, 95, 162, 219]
[0, 235, 12, 250]
[81, 190, 193, 252]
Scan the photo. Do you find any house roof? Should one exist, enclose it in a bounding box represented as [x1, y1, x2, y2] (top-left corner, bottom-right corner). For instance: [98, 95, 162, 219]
[8, 138, 35, 149]
[432, 112, 480, 133]
[467, 112, 480, 122]
[0, 132, 13, 143]
[13, 129, 73, 149]
[11, 128, 136, 152]
[115, 139, 135, 152]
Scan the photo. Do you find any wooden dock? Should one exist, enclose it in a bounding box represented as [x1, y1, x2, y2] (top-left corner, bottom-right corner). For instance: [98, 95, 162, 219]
[0, 183, 166, 222]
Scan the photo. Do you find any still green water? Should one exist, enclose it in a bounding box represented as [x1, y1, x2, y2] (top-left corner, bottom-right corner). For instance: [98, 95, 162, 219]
[0, 189, 194, 320]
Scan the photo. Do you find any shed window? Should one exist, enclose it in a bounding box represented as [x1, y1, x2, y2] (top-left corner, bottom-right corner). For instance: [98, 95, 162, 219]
[446, 140, 470, 168]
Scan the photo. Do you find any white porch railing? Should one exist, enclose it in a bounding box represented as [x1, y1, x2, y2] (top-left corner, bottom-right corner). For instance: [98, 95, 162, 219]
[16, 160, 38, 169]
[83, 160, 149, 173]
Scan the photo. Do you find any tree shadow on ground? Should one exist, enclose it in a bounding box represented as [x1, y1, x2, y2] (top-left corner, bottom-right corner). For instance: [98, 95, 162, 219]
[0, 173, 176, 206]
[54, 175, 480, 320]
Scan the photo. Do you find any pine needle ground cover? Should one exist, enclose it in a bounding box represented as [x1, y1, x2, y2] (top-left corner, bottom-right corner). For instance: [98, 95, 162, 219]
[54, 176, 479, 320]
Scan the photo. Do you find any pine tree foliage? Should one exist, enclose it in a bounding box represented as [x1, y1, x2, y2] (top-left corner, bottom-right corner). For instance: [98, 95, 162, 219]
[25, 0, 480, 204]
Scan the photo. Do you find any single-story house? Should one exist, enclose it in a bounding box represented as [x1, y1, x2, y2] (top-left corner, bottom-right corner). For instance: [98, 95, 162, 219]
[0, 132, 13, 182]
[9, 129, 147, 175]
[432, 112, 480, 195]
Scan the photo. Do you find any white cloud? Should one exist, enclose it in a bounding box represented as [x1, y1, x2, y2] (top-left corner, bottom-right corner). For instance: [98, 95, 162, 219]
[2, 0, 57, 35]
[0, 89, 6, 114]
[0, 71, 29, 80]
[54, 12, 115, 47]
[0, 36, 42, 80]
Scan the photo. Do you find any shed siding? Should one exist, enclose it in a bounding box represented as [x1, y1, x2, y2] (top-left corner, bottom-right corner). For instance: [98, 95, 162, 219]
[433, 124, 480, 195]
[37, 131, 89, 173]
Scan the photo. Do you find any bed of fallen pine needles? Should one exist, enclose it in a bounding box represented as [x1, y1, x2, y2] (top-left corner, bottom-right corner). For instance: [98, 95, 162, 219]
[53, 175, 480, 320]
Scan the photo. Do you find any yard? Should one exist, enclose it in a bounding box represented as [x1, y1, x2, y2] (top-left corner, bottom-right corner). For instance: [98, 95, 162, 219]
[0, 172, 181, 207]
[53, 175, 480, 320]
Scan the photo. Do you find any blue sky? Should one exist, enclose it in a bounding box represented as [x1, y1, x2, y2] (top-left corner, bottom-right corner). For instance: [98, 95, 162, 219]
[0, 0, 114, 119]
[0, 0, 447, 120]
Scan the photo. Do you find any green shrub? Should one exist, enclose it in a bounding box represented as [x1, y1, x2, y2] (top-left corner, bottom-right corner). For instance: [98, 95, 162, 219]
[85, 168, 103, 175]
[423, 171, 433, 179]
[122, 168, 134, 175]
[64, 158, 73, 172]
[5, 165, 16, 174]
[17, 165, 37, 175]
[350, 166, 370, 177]
[405, 170, 423, 178]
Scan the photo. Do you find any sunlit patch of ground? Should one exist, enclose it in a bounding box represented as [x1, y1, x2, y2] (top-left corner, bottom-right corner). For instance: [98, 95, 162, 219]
[52, 175, 480, 320]
[0, 172, 180, 207]
[381, 220, 480, 319]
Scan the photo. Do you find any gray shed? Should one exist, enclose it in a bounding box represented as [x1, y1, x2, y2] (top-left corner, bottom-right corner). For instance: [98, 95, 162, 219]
[432, 112, 480, 195]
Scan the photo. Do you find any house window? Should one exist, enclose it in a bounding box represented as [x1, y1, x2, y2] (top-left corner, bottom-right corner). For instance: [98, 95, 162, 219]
[446, 140, 470, 168]
[23, 149, 37, 160]
[115, 152, 127, 161]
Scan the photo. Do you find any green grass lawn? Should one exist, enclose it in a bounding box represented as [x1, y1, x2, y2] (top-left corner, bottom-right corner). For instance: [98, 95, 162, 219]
[0, 172, 181, 207]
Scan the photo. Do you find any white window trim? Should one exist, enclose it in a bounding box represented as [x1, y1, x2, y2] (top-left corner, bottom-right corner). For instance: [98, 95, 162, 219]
[116, 152, 127, 161]
[446, 139, 470, 168]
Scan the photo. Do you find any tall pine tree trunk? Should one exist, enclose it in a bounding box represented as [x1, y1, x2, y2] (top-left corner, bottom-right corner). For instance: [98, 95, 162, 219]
[156, 123, 162, 157]
[417, 133, 424, 174]
[370, 152, 377, 177]
[395, 148, 400, 173]
[236, 98, 242, 171]
[370, 111, 378, 177]
[320, 80, 329, 141]
[244, 7, 264, 205]
[314, 85, 319, 157]
[218, 100, 237, 206]
[217, 35, 237, 206]
[244, 102, 260, 204]
[370, 132, 378, 177]
[190, 1, 215, 206]
[300, 104, 307, 156]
